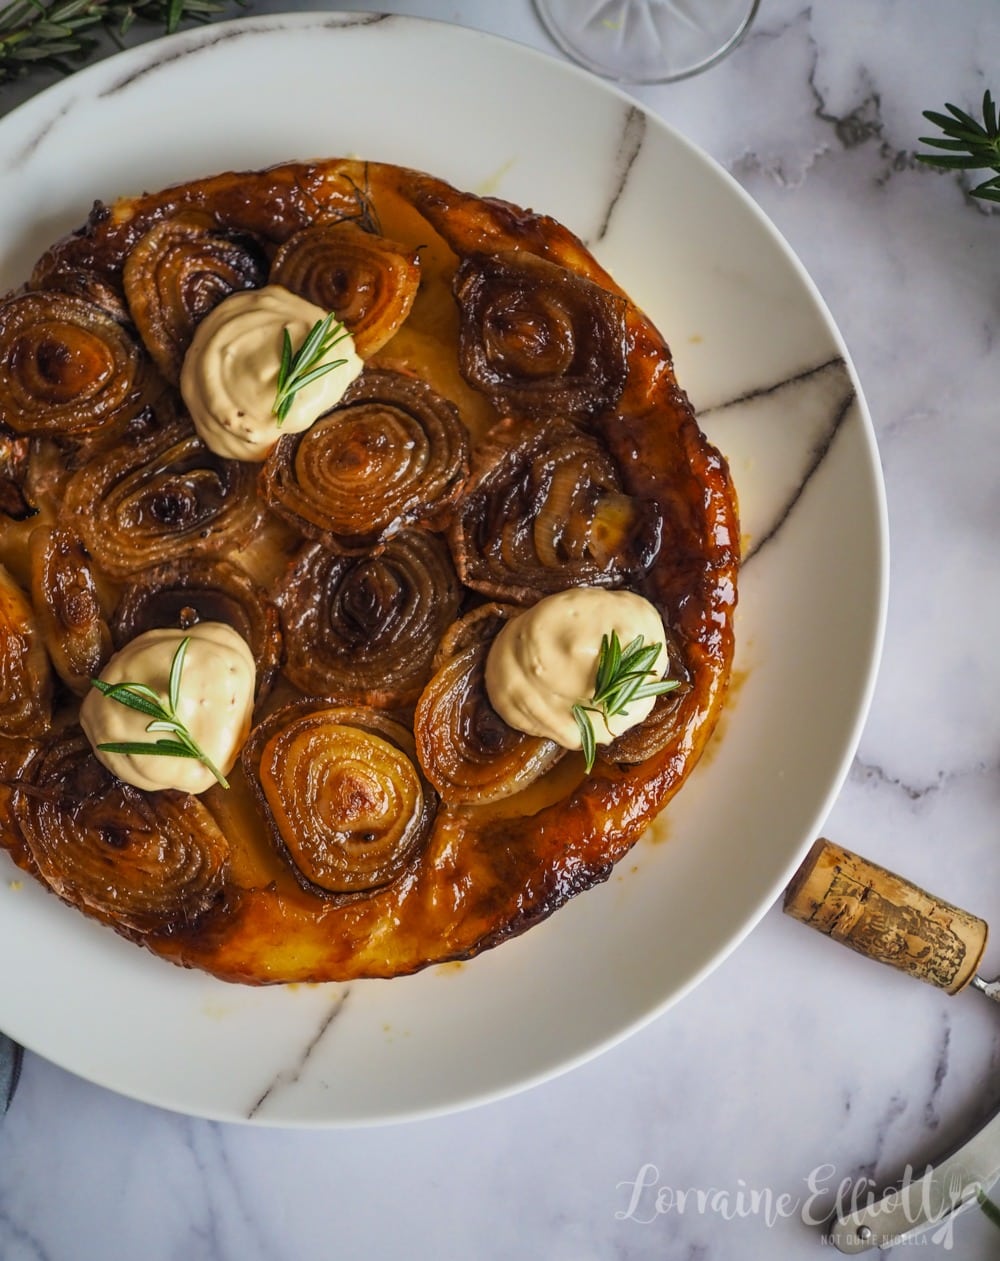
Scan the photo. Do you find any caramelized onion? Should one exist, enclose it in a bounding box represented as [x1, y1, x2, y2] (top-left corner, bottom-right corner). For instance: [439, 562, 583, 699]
[29, 255, 131, 325]
[415, 605, 563, 804]
[279, 532, 460, 706]
[262, 369, 469, 553]
[455, 251, 628, 423]
[29, 526, 112, 695]
[0, 565, 52, 737]
[0, 735, 43, 869]
[270, 220, 420, 356]
[0, 434, 36, 521]
[63, 417, 263, 578]
[243, 701, 433, 896]
[450, 419, 661, 603]
[602, 625, 693, 763]
[0, 291, 147, 438]
[124, 212, 268, 383]
[111, 557, 281, 702]
[14, 732, 229, 935]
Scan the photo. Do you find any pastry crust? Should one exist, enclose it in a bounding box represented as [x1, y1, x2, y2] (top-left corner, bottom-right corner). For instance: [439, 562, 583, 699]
[0, 159, 738, 983]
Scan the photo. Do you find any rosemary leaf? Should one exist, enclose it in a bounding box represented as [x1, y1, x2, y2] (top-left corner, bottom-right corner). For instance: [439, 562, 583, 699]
[90, 636, 230, 789]
[97, 739, 200, 758]
[90, 678, 165, 719]
[0, 0, 240, 87]
[573, 630, 680, 773]
[917, 89, 1000, 204]
[272, 312, 349, 426]
[572, 703, 598, 774]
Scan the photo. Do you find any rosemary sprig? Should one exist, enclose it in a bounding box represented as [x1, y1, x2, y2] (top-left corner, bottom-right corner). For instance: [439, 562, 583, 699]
[272, 313, 349, 426]
[571, 630, 680, 773]
[91, 635, 229, 789]
[917, 89, 1000, 203]
[0, 0, 235, 87]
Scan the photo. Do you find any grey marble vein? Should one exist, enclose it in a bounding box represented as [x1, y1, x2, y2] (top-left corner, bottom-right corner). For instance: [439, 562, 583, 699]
[0, 1034, 21, 1114]
[100, 13, 397, 97]
[246, 988, 350, 1121]
[0, 1208, 49, 1261]
[852, 1092, 909, 1186]
[924, 1013, 952, 1131]
[320, 13, 396, 32]
[849, 758, 942, 802]
[850, 755, 1000, 803]
[178, 1117, 279, 1261]
[592, 105, 646, 245]
[804, 44, 932, 196]
[699, 355, 855, 565]
[100, 22, 279, 95]
[10, 100, 72, 170]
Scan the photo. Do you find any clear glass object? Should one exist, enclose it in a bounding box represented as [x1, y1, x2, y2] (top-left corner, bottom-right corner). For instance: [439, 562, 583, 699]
[533, 0, 760, 84]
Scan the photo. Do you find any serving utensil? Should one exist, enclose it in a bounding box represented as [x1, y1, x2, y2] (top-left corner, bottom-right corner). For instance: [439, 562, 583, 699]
[785, 839, 1000, 1251]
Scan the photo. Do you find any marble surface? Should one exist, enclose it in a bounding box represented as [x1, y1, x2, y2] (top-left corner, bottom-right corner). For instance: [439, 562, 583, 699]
[0, 0, 998, 1257]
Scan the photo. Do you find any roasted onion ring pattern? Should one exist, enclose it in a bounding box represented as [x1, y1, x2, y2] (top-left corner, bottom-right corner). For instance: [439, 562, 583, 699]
[0, 435, 35, 521]
[63, 416, 263, 578]
[29, 526, 112, 695]
[243, 701, 434, 897]
[262, 369, 469, 553]
[123, 212, 269, 383]
[111, 557, 282, 703]
[415, 605, 563, 805]
[0, 564, 52, 737]
[454, 251, 628, 423]
[28, 263, 131, 326]
[279, 531, 461, 706]
[0, 291, 147, 438]
[14, 733, 229, 935]
[450, 419, 661, 604]
[270, 220, 421, 358]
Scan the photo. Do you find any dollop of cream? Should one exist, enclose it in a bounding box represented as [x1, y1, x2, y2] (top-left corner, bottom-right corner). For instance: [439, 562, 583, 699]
[80, 622, 255, 794]
[180, 284, 363, 462]
[484, 588, 669, 752]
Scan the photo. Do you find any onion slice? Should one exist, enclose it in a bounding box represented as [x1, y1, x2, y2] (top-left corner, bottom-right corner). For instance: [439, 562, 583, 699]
[123, 212, 268, 383]
[29, 526, 112, 696]
[279, 531, 460, 706]
[0, 435, 36, 521]
[414, 604, 563, 804]
[111, 557, 281, 704]
[0, 564, 52, 737]
[243, 700, 434, 897]
[0, 291, 148, 439]
[450, 418, 661, 603]
[270, 220, 420, 357]
[262, 369, 469, 554]
[14, 732, 229, 935]
[63, 414, 263, 578]
[454, 251, 628, 423]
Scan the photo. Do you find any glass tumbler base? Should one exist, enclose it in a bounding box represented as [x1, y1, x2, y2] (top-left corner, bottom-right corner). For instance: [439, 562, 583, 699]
[533, 0, 759, 84]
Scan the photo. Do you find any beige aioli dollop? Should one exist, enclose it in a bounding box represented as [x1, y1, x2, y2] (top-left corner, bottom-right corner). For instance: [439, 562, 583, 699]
[484, 588, 668, 752]
[180, 284, 363, 462]
[80, 622, 256, 794]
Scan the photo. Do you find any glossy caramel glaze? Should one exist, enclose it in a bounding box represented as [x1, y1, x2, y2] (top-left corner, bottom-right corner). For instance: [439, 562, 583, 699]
[0, 159, 739, 983]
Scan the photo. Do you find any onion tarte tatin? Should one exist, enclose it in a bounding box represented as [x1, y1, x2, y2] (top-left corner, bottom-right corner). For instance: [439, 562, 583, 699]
[0, 159, 738, 983]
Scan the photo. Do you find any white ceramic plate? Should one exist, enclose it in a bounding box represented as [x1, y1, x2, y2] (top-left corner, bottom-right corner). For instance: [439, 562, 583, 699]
[0, 13, 886, 1126]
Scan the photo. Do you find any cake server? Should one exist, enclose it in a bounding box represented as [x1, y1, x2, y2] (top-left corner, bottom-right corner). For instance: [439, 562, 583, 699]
[784, 838, 1000, 1251]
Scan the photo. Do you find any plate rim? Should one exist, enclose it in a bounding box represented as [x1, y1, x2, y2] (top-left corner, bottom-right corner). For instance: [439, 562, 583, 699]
[0, 10, 889, 1126]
